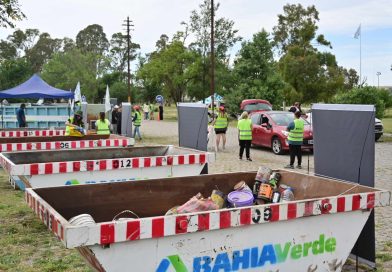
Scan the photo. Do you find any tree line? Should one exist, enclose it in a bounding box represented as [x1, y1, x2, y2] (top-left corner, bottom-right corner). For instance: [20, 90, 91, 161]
[1, 1, 391, 117]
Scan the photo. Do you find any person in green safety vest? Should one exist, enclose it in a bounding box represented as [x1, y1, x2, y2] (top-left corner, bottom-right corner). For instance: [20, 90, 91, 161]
[132, 105, 142, 140]
[65, 111, 85, 136]
[285, 111, 305, 169]
[95, 112, 111, 135]
[237, 111, 253, 161]
[212, 106, 229, 151]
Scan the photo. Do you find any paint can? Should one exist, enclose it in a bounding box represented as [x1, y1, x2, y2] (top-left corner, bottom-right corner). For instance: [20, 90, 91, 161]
[258, 183, 273, 202]
[234, 181, 252, 193]
[69, 214, 96, 226]
[227, 191, 254, 208]
[211, 190, 225, 209]
[268, 178, 279, 189]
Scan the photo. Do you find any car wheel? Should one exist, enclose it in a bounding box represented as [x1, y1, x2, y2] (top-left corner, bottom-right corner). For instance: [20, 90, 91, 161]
[272, 137, 284, 155]
[375, 133, 382, 142]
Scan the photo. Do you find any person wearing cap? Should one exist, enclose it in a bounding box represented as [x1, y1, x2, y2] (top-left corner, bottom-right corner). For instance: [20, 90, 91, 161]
[111, 105, 119, 134]
[16, 103, 27, 127]
[132, 105, 142, 140]
[65, 111, 85, 136]
[95, 112, 111, 135]
[212, 106, 229, 151]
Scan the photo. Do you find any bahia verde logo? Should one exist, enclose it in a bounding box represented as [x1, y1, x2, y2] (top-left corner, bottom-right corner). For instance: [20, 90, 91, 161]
[156, 234, 336, 272]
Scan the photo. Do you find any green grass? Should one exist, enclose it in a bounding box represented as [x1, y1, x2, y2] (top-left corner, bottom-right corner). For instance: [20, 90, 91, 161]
[0, 170, 91, 272]
[382, 118, 392, 134]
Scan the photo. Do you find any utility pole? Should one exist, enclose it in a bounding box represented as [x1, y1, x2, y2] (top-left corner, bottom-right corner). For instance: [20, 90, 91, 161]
[210, 0, 215, 117]
[123, 17, 134, 103]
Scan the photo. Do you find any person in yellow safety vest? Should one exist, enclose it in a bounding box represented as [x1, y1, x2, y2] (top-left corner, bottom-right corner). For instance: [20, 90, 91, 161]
[65, 111, 85, 136]
[213, 106, 229, 151]
[285, 111, 305, 169]
[95, 112, 111, 135]
[132, 105, 142, 140]
[237, 111, 253, 161]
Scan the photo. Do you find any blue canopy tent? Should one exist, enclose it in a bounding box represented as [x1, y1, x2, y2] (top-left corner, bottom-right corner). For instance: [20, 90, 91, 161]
[0, 74, 73, 99]
[0, 74, 73, 128]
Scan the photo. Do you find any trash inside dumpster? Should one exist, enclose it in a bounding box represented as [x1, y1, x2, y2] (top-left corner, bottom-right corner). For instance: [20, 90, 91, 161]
[1, 145, 214, 190]
[0, 134, 133, 152]
[25, 170, 390, 272]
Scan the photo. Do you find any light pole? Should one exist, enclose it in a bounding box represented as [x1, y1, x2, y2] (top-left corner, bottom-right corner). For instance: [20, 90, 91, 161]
[376, 72, 381, 88]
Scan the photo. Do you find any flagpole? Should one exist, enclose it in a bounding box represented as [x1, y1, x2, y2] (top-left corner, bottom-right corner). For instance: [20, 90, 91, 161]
[360, 24, 362, 86]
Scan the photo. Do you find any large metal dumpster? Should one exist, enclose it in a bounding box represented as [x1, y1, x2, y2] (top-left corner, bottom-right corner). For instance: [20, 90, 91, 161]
[25, 170, 390, 272]
[0, 128, 65, 137]
[1, 146, 214, 190]
[0, 134, 134, 152]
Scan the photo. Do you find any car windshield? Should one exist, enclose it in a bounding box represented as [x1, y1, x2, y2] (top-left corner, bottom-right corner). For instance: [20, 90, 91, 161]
[269, 113, 310, 126]
[244, 103, 272, 112]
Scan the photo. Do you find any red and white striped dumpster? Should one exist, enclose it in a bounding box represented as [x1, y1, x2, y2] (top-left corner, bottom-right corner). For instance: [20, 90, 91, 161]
[1, 145, 214, 190]
[0, 134, 133, 152]
[0, 129, 65, 138]
[25, 170, 390, 272]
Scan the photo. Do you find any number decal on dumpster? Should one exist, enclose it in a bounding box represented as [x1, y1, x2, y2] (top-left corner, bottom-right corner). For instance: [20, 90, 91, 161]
[120, 159, 131, 168]
[60, 142, 70, 149]
[252, 207, 272, 223]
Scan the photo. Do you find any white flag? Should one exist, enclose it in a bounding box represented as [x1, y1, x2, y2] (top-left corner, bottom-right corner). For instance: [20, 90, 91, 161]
[105, 85, 111, 112]
[74, 82, 82, 102]
[354, 24, 361, 39]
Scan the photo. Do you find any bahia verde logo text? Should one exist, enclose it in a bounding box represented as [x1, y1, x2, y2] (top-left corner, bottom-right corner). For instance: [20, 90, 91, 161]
[156, 234, 336, 272]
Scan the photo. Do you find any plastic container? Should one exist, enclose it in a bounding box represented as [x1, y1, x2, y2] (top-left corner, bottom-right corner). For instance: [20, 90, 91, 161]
[227, 190, 254, 207]
[281, 188, 295, 202]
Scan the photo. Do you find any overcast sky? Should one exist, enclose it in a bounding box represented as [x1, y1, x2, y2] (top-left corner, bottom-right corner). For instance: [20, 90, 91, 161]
[2, 0, 392, 85]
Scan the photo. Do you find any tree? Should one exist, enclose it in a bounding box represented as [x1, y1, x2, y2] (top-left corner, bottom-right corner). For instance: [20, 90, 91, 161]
[341, 68, 359, 90]
[225, 30, 285, 113]
[109, 32, 140, 74]
[76, 24, 110, 77]
[0, 58, 32, 90]
[76, 24, 109, 55]
[42, 49, 99, 102]
[273, 4, 344, 103]
[273, 4, 331, 54]
[0, 0, 25, 28]
[334, 86, 391, 118]
[187, 0, 241, 101]
[137, 40, 196, 103]
[26, 33, 62, 72]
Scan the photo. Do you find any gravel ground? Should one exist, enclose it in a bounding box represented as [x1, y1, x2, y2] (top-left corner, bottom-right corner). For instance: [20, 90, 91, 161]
[139, 120, 392, 271]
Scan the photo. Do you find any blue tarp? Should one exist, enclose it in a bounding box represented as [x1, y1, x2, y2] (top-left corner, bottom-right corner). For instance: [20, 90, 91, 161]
[0, 74, 73, 99]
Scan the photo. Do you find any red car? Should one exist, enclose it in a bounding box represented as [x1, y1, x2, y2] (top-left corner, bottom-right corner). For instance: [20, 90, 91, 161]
[250, 111, 313, 155]
[240, 99, 272, 113]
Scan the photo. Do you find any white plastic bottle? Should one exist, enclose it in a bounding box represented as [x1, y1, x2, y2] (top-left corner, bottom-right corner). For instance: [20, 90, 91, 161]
[281, 188, 294, 202]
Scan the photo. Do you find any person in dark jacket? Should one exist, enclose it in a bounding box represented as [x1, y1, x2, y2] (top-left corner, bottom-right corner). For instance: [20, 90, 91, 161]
[111, 105, 119, 134]
[116, 105, 122, 135]
[16, 103, 27, 127]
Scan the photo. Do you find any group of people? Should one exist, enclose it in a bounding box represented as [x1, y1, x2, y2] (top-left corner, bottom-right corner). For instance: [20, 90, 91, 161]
[211, 102, 305, 169]
[64, 103, 161, 140]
